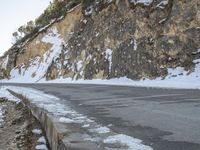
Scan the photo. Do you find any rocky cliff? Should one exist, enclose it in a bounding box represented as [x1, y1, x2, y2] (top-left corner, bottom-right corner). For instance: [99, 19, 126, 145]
[0, 0, 200, 82]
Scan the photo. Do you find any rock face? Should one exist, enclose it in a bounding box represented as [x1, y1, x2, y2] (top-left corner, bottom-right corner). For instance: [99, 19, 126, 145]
[0, 0, 200, 81]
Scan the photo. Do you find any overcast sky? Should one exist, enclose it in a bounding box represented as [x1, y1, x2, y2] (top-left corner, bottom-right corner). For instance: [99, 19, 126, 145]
[0, 0, 52, 56]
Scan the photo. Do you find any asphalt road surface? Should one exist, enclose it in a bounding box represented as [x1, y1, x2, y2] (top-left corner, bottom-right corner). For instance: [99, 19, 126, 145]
[4, 83, 200, 150]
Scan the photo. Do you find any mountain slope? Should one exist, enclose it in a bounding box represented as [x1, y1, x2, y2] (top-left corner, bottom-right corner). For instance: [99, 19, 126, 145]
[0, 0, 200, 86]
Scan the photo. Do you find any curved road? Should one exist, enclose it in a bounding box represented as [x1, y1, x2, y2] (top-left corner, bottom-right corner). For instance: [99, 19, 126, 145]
[7, 83, 200, 150]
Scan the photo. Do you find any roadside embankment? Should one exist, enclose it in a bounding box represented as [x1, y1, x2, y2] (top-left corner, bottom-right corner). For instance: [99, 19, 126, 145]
[0, 97, 48, 150]
[8, 90, 101, 150]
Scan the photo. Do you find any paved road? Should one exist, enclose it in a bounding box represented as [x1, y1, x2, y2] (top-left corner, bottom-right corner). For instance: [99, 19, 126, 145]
[5, 83, 200, 150]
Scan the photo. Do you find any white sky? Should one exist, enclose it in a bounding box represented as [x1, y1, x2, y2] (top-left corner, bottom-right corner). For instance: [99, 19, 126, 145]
[0, 0, 52, 56]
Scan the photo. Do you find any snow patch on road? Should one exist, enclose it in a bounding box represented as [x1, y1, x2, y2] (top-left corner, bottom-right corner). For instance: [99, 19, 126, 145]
[82, 124, 90, 128]
[59, 117, 75, 123]
[104, 134, 153, 150]
[89, 126, 111, 134]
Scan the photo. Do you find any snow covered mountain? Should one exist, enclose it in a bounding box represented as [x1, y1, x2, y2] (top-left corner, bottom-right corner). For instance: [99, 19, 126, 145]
[0, 0, 200, 88]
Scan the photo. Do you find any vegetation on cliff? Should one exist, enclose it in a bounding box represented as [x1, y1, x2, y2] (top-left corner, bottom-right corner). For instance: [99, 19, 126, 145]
[12, 0, 81, 45]
[11, 0, 119, 44]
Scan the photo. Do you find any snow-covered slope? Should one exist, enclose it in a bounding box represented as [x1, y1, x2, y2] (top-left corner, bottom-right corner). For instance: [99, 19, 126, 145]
[9, 27, 65, 83]
[42, 55, 200, 89]
[36, 58, 200, 89]
[2, 49, 200, 89]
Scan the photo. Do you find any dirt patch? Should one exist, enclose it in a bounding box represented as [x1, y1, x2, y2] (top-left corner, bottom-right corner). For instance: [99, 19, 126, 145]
[0, 98, 49, 150]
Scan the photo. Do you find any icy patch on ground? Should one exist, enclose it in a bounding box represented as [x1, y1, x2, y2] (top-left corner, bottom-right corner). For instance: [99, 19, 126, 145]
[89, 126, 110, 134]
[59, 117, 75, 123]
[4, 86, 153, 150]
[82, 124, 90, 128]
[104, 134, 153, 150]
[0, 86, 20, 103]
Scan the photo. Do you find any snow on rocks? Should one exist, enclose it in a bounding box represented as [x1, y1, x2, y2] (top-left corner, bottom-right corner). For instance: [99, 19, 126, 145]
[105, 48, 113, 72]
[0, 106, 4, 126]
[37, 136, 47, 144]
[9, 27, 65, 83]
[130, 0, 153, 6]
[36, 136, 48, 150]
[36, 54, 200, 90]
[0, 55, 9, 69]
[130, 0, 169, 8]
[38, 19, 57, 32]
[32, 128, 49, 150]
[32, 129, 42, 135]
[3, 49, 200, 89]
[35, 144, 48, 150]
[4, 86, 153, 150]
[192, 48, 200, 55]
[84, 6, 94, 16]
[156, 0, 169, 9]
[76, 60, 83, 72]
[134, 39, 137, 51]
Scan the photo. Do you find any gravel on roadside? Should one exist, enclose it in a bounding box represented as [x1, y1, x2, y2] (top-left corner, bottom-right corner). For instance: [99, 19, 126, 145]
[0, 98, 49, 150]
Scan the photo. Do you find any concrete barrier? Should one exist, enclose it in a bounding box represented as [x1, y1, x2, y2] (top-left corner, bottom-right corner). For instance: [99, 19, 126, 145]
[8, 90, 101, 150]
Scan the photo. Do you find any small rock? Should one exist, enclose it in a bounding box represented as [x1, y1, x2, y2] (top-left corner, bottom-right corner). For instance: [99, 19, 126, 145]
[15, 130, 21, 134]
[196, 10, 200, 23]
